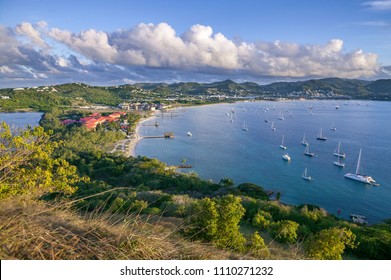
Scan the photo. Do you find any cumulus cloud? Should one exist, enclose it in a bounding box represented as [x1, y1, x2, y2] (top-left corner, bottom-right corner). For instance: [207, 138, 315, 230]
[44, 22, 381, 79]
[0, 21, 386, 87]
[15, 22, 49, 49]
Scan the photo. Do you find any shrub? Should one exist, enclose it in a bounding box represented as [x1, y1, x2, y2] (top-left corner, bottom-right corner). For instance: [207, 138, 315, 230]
[270, 220, 299, 244]
[214, 195, 247, 252]
[0, 122, 86, 199]
[248, 231, 270, 259]
[305, 227, 356, 260]
[252, 211, 272, 230]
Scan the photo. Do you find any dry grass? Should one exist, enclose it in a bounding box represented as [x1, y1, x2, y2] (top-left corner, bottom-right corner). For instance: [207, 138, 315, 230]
[0, 197, 243, 260]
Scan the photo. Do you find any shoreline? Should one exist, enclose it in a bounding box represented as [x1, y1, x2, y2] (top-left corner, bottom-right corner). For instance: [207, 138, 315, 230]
[126, 106, 191, 157]
[126, 113, 158, 157]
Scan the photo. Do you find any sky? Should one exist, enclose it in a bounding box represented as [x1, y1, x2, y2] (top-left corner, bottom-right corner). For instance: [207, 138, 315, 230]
[1, 0, 391, 88]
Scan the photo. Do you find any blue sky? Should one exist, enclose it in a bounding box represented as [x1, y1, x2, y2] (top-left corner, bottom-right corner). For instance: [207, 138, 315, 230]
[1, 0, 390, 87]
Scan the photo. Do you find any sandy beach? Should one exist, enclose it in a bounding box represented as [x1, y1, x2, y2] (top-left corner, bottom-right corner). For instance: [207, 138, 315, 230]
[111, 106, 185, 157]
[106, 112, 157, 157]
[126, 113, 158, 157]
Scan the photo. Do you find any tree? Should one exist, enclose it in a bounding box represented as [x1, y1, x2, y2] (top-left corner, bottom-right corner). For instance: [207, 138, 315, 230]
[0, 122, 87, 199]
[305, 227, 357, 260]
[252, 211, 272, 229]
[214, 194, 246, 251]
[270, 220, 299, 244]
[249, 231, 270, 259]
[185, 198, 219, 242]
[185, 195, 247, 252]
[219, 178, 234, 188]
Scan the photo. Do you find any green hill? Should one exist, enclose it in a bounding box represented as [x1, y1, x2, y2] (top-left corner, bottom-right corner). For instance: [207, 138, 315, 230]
[1, 78, 391, 112]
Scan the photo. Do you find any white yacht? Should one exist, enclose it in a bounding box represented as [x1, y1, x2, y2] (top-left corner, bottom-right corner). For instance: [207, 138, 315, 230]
[302, 168, 312, 181]
[333, 157, 345, 167]
[344, 148, 377, 185]
[280, 135, 287, 149]
[333, 141, 345, 158]
[278, 111, 285, 120]
[304, 144, 315, 157]
[282, 153, 291, 161]
[242, 121, 248, 131]
[271, 121, 276, 131]
[317, 127, 327, 141]
[301, 133, 309, 146]
[330, 122, 337, 131]
[187, 131, 192, 137]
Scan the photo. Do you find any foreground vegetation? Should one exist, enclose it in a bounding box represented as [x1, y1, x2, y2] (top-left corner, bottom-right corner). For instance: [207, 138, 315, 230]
[1, 110, 391, 260]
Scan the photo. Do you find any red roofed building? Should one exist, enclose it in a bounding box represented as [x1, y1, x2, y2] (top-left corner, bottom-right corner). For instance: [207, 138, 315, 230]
[61, 111, 126, 131]
[89, 112, 101, 118]
[80, 116, 95, 123]
[84, 119, 98, 130]
[108, 113, 121, 119]
[96, 117, 107, 125]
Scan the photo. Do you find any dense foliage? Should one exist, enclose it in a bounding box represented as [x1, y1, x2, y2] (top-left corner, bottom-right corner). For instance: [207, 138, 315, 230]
[0, 122, 86, 199]
[305, 227, 356, 260]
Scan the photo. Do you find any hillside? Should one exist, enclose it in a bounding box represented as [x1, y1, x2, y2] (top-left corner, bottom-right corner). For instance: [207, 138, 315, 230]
[0, 197, 242, 260]
[131, 78, 391, 99]
[1, 78, 390, 112]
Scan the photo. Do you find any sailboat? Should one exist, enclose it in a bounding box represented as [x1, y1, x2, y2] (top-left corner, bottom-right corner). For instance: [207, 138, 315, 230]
[333, 156, 345, 167]
[317, 127, 327, 140]
[282, 153, 291, 161]
[242, 121, 248, 131]
[278, 111, 285, 120]
[333, 141, 345, 158]
[271, 121, 276, 131]
[304, 143, 315, 157]
[302, 168, 312, 181]
[301, 133, 309, 146]
[264, 112, 269, 122]
[280, 135, 287, 149]
[330, 122, 337, 131]
[344, 148, 377, 185]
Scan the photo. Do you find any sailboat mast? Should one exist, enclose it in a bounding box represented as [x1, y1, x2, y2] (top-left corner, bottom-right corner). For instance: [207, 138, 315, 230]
[356, 148, 362, 175]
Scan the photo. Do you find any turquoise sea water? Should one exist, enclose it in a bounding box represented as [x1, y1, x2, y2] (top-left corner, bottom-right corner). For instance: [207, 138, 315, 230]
[0, 112, 43, 128]
[136, 100, 391, 224]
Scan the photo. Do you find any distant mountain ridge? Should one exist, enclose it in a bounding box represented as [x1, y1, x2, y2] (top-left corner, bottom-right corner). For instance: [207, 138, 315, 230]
[1, 78, 390, 112]
[133, 78, 391, 100]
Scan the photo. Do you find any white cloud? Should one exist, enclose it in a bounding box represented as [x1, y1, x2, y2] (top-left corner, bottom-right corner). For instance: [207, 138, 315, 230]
[362, 0, 391, 10]
[0, 66, 14, 73]
[0, 21, 386, 87]
[15, 22, 49, 49]
[45, 22, 381, 79]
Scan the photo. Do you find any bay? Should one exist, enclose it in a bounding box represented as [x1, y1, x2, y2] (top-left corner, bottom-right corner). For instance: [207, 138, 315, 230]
[136, 100, 391, 224]
[0, 112, 43, 128]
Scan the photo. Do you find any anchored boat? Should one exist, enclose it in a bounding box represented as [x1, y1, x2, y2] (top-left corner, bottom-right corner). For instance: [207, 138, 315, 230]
[344, 148, 377, 185]
[302, 168, 313, 181]
[333, 141, 346, 158]
[317, 127, 327, 141]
